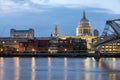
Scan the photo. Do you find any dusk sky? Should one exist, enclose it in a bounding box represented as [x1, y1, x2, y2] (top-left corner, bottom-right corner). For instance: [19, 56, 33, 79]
[0, 0, 120, 37]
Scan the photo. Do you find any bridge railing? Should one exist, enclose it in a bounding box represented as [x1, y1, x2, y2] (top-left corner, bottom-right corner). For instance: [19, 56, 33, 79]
[92, 33, 118, 47]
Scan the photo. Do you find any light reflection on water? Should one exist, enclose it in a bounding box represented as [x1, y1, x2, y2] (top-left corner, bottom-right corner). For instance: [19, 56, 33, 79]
[48, 57, 51, 80]
[13, 57, 20, 80]
[0, 57, 4, 80]
[31, 57, 36, 80]
[0, 57, 120, 80]
[64, 57, 67, 80]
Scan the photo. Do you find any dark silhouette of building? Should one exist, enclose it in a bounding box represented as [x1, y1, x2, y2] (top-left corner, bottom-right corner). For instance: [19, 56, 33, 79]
[93, 29, 99, 36]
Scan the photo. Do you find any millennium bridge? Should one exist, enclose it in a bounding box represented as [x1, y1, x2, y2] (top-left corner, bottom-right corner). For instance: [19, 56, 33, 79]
[91, 19, 120, 58]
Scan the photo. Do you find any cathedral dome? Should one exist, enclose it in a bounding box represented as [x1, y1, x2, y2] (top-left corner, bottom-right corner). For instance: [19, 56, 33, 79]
[80, 18, 89, 22]
[76, 11, 92, 36]
[78, 11, 91, 28]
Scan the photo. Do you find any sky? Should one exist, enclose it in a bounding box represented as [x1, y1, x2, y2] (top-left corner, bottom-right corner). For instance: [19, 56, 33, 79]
[0, 0, 120, 37]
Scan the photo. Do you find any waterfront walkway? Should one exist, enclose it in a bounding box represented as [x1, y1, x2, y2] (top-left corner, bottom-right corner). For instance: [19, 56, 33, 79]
[0, 53, 120, 57]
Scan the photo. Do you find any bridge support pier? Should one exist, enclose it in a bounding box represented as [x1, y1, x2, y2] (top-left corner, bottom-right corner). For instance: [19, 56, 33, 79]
[94, 51, 100, 61]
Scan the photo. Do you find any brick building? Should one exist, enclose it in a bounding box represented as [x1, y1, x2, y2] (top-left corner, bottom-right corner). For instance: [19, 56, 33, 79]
[58, 37, 87, 53]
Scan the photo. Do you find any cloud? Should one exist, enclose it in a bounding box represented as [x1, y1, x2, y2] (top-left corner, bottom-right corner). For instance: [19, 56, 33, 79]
[0, 0, 119, 14]
[0, 0, 45, 13]
[0, 0, 30, 13]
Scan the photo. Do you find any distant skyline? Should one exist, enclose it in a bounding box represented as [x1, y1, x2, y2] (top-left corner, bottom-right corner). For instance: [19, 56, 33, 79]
[0, 0, 120, 37]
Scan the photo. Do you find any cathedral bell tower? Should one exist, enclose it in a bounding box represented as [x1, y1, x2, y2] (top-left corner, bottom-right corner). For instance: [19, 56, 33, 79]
[53, 24, 59, 37]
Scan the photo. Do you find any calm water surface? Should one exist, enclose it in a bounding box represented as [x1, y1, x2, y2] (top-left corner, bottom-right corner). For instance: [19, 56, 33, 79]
[0, 57, 120, 80]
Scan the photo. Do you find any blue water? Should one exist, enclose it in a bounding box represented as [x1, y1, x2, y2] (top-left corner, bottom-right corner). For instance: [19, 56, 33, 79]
[0, 57, 120, 80]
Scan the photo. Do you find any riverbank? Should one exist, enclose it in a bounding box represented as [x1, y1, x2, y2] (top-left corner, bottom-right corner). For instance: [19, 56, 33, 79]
[0, 53, 120, 57]
[0, 53, 91, 57]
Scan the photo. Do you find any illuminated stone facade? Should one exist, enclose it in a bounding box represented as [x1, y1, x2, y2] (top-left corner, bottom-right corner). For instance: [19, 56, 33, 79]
[74, 11, 94, 50]
[76, 11, 92, 36]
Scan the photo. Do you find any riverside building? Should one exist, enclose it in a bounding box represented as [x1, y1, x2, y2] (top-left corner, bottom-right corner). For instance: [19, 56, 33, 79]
[10, 28, 34, 39]
[0, 11, 93, 53]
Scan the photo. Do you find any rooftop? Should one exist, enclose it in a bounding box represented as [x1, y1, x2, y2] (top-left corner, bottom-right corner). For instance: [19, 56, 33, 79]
[14, 30, 29, 33]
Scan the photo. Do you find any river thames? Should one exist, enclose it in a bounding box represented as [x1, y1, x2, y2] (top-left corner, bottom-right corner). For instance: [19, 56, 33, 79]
[0, 57, 120, 80]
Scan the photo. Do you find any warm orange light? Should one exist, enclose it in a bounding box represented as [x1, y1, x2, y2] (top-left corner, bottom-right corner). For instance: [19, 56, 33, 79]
[64, 49, 67, 51]
[0, 48, 3, 52]
[32, 48, 35, 52]
[16, 48, 19, 51]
